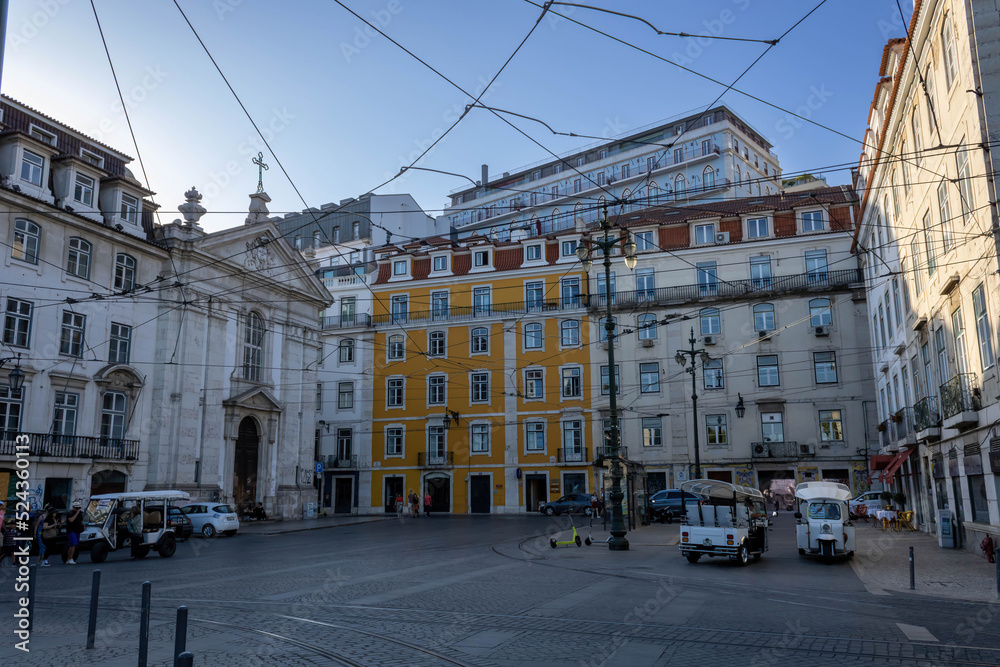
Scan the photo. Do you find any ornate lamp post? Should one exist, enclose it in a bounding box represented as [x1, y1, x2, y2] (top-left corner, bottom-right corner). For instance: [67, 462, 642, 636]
[0, 354, 24, 391]
[675, 329, 712, 480]
[576, 205, 637, 551]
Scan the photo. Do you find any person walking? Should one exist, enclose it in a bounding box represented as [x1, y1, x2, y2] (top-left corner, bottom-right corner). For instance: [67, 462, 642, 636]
[395, 492, 404, 518]
[65, 502, 84, 565]
[424, 491, 432, 518]
[34, 506, 55, 566]
[407, 490, 417, 518]
[0, 518, 17, 567]
[128, 505, 144, 559]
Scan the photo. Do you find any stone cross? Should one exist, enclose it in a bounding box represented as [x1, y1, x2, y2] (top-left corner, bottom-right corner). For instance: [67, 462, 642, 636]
[252, 152, 269, 194]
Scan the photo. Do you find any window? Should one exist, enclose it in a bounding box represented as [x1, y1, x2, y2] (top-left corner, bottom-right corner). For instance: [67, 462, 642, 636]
[339, 338, 355, 363]
[597, 172, 606, 187]
[316, 382, 323, 408]
[338, 381, 355, 409]
[560, 320, 580, 346]
[640, 362, 660, 393]
[467, 423, 489, 454]
[937, 182, 954, 252]
[750, 255, 771, 288]
[561, 367, 582, 398]
[806, 298, 831, 327]
[923, 212, 936, 275]
[242, 313, 264, 380]
[561, 420, 583, 459]
[761, 412, 783, 442]
[561, 240, 577, 256]
[599, 317, 617, 343]
[388, 334, 404, 360]
[909, 241, 923, 294]
[703, 166, 716, 189]
[331, 227, 340, 244]
[427, 376, 446, 405]
[428, 331, 446, 357]
[900, 261, 912, 311]
[674, 174, 686, 197]
[525, 281, 544, 309]
[704, 359, 723, 389]
[471, 327, 489, 353]
[551, 184, 560, 200]
[878, 304, 887, 348]
[471, 372, 489, 403]
[13, 219, 40, 264]
[560, 277, 581, 307]
[635, 268, 655, 299]
[642, 417, 662, 447]
[753, 303, 775, 331]
[393, 260, 407, 275]
[973, 285, 995, 370]
[390, 295, 408, 323]
[891, 171, 901, 219]
[431, 291, 449, 320]
[474, 250, 489, 267]
[20, 149, 43, 186]
[526, 244, 542, 261]
[706, 415, 728, 446]
[816, 409, 843, 442]
[120, 194, 139, 224]
[911, 108, 923, 166]
[29, 127, 56, 145]
[600, 365, 620, 395]
[884, 293, 893, 333]
[814, 352, 838, 383]
[700, 308, 720, 335]
[3, 298, 33, 348]
[524, 322, 543, 349]
[74, 173, 95, 206]
[387, 378, 404, 407]
[574, 178, 582, 194]
[597, 272, 616, 298]
[433, 255, 448, 271]
[956, 142, 974, 223]
[0, 384, 22, 433]
[53, 392, 78, 441]
[337, 429, 353, 460]
[942, 18, 958, 88]
[674, 148, 684, 163]
[114, 254, 136, 292]
[526, 422, 545, 451]
[747, 217, 768, 238]
[100, 391, 127, 443]
[697, 262, 717, 295]
[694, 223, 715, 245]
[757, 355, 779, 386]
[66, 238, 92, 279]
[60, 311, 86, 357]
[525, 369, 543, 399]
[802, 210, 824, 232]
[634, 230, 654, 251]
[108, 322, 131, 364]
[386, 427, 403, 456]
[891, 279, 903, 326]
[352, 221, 361, 239]
[637, 313, 657, 339]
[473, 286, 491, 316]
[805, 250, 828, 282]
[349, 251, 360, 264]
[953, 307, 970, 375]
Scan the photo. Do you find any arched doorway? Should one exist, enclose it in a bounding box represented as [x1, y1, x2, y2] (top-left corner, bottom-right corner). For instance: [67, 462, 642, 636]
[234, 417, 260, 508]
[424, 473, 451, 513]
[91, 470, 127, 496]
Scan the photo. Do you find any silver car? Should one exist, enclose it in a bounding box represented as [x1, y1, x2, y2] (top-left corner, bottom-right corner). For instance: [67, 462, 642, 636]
[180, 503, 240, 537]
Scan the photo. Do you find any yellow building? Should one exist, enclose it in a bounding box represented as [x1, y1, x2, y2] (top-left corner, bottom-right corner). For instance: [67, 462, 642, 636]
[369, 233, 595, 513]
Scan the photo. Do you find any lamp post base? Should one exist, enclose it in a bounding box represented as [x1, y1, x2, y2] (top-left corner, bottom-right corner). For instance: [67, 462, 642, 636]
[608, 535, 630, 551]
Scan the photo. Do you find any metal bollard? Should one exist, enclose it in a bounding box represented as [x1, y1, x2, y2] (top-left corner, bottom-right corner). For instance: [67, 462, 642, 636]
[26, 563, 37, 628]
[909, 546, 915, 590]
[86, 570, 101, 649]
[138, 581, 151, 667]
[177, 651, 194, 667]
[174, 606, 188, 666]
[995, 544, 999, 600]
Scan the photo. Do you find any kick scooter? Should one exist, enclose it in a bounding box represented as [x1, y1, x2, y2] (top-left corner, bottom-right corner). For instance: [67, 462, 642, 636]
[549, 514, 592, 548]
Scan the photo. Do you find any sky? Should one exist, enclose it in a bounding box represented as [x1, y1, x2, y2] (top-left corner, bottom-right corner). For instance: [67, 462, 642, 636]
[2, 0, 914, 233]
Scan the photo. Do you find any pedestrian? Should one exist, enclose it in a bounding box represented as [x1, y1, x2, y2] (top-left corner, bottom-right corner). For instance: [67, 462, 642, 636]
[424, 491, 432, 518]
[0, 518, 17, 567]
[34, 505, 55, 566]
[395, 493, 404, 518]
[65, 502, 84, 565]
[597, 492, 605, 518]
[408, 490, 418, 518]
[128, 505, 144, 559]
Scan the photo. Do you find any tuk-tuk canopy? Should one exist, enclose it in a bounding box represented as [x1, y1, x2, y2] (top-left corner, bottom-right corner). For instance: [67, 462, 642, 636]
[89, 490, 190, 503]
[794, 481, 851, 503]
[681, 479, 764, 503]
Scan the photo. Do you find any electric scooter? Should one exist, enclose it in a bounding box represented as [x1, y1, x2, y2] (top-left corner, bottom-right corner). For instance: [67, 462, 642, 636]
[549, 514, 592, 548]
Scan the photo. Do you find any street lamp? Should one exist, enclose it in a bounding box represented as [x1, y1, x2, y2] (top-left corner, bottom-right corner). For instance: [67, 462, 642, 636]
[735, 394, 746, 419]
[576, 204, 637, 551]
[0, 354, 24, 391]
[675, 329, 711, 480]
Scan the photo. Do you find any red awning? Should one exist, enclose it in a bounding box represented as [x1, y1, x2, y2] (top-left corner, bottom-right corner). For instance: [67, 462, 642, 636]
[881, 447, 915, 484]
[870, 454, 894, 470]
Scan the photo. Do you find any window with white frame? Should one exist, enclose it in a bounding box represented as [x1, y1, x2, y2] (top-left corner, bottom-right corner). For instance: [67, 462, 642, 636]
[20, 149, 43, 186]
[747, 217, 768, 238]
[471, 372, 489, 403]
[243, 312, 264, 381]
[109, 322, 131, 364]
[942, 18, 958, 88]
[753, 303, 775, 331]
[386, 427, 403, 456]
[561, 239, 577, 256]
[12, 219, 40, 264]
[526, 421, 545, 451]
[637, 313, 657, 339]
[636, 268, 655, 299]
[524, 368, 544, 399]
[428, 375, 446, 405]
[387, 378, 404, 407]
[560, 320, 580, 346]
[956, 141, 974, 223]
[524, 322, 543, 350]
[3, 298, 32, 348]
[634, 230, 654, 251]
[525, 281, 544, 309]
[749, 255, 771, 287]
[390, 295, 408, 323]
[393, 260, 407, 275]
[60, 311, 85, 357]
[704, 359, 723, 389]
[817, 409, 843, 441]
[601, 365, 620, 395]
[74, 173, 95, 206]
[973, 284, 995, 370]
[526, 244, 542, 261]
[471, 423, 490, 453]
[101, 391, 127, 443]
[474, 250, 489, 267]
[801, 210, 824, 232]
[757, 355, 779, 386]
[388, 334, 404, 360]
[0, 384, 22, 433]
[814, 352, 838, 383]
[114, 254, 136, 292]
[428, 331, 446, 357]
[561, 367, 582, 398]
[694, 223, 715, 245]
[473, 286, 491, 316]
[561, 420, 583, 459]
[697, 262, 717, 295]
[432, 255, 448, 272]
[339, 338, 355, 363]
[427, 425, 446, 460]
[761, 412, 783, 442]
[471, 326, 489, 353]
[639, 362, 660, 393]
[700, 308, 720, 335]
[809, 298, 831, 326]
[805, 249, 828, 282]
[53, 391, 78, 440]
[706, 414, 728, 446]
[66, 238, 92, 279]
[642, 417, 662, 447]
[560, 277, 581, 307]
[938, 182, 954, 252]
[120, 193, 139, 224]
[703, 166, 716, 189]
[338, 381, 354, 409]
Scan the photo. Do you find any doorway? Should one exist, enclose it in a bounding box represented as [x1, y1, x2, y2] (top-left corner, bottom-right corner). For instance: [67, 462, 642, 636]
[426, 474, 451, 513]
[384, 476, 403, 514]
[234, 417, 260, 507]
[334, 478, 353, 514]
[470, 475, 491, 513]
[756, 470, 796, 513]
[43, 478, 72, 509]
[91, 470, 127, 496]
[524, 474, 546, 512]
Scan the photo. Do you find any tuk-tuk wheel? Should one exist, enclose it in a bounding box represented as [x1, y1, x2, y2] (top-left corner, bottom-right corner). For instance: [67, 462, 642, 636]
[752, 553, 761, 561]
[686, 553, 700, 564]
[157, 534, 177, 558]
[736, 545, 749, 566]
[798, 548, 806, 555]
[90, 542, 109, 564]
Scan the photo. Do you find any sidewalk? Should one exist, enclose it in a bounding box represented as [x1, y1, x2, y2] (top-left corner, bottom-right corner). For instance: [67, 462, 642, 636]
[850, 520, 1000, 602]
[237, 513, 391, 535]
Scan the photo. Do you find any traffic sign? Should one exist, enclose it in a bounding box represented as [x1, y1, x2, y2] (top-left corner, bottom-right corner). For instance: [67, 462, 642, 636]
[315, 461, 323, 474]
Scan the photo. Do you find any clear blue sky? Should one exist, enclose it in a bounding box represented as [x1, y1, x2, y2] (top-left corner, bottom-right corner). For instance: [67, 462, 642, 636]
[3, 0, 913, 232]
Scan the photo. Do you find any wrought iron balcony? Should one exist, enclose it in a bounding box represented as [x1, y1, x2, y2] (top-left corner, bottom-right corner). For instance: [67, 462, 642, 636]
[891, 408, 915, 444]
[594, 446, 628, 461]
[589, 268, 862, 311]
[557, 447, 588, 463]
[0, 432, 139, 461]
[751, 441, 800, 459]
[939, 373, 981, 420]
[320, 313, 371, 331]
[913, 396, 941, 432]
[319, 454, 358, 469]
[417, 451, 454, 467]
[372, 298, 586, 328]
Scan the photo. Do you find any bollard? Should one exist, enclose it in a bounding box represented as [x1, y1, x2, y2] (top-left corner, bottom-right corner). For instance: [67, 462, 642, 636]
[86, 570, 101, 649]
[995, 543, 999, 600]
[909, 546, 915, 590]
[177, 651, 194, 667]
[173, 606, 188, 666]
[26, 563, 37, 628]
[138, 581, 151, 667]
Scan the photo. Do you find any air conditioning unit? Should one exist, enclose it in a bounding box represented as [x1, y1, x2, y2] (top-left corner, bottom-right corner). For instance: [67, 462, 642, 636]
[641, 339, 655, 347]
[753, 443, 770, 457]
[757, 330, 769, 339]
[703, 335, 716, 345]
[715, 231, 730, 244]
[814, 326, 829, 336]
[799, 443, 816, 456]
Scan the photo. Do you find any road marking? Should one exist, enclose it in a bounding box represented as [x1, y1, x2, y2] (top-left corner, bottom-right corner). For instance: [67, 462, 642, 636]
[896, 623, 938, 642]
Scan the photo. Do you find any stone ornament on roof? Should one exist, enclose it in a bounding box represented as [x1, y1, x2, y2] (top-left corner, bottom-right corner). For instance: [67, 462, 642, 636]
[177, 187, 207, 228]
[245, 190, 271, 226]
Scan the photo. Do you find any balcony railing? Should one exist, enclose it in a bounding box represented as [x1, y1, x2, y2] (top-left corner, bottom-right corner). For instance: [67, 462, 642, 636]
[0, 432, 139, 461]
[891, 407, 915, 443]
[751, 441, 800, 459]
[319, 454, 358, 469]
[417, 451, 454, 467]
[373, 298, 586, 328]
[913, 396, 941, 431]
[877, 421, 891, 450]
[594, 446, 628, 461]
[557, 448, 588, 463]
[589, 268, 862, 311]
[939, 373, 981, 419]
[320, 313, 371, 331]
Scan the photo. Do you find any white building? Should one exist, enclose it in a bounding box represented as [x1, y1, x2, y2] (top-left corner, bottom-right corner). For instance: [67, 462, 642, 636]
[854, 0, 1000, 551]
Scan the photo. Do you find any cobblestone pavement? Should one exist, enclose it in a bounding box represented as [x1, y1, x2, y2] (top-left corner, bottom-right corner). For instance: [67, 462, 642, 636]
[2, 513, 999, 666]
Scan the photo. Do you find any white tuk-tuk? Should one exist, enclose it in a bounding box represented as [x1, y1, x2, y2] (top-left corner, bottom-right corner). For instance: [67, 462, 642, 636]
[793, 481, 855, 560]
[679, 479, 769, 566]
[78, 490, 189, 563]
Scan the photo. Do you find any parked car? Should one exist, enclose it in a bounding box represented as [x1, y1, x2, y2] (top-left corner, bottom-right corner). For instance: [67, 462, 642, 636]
[648, 489, 685, 523]
[539, 493, 593, 516]
[180, 503, 240, 537]
[848, 491, 886, 517]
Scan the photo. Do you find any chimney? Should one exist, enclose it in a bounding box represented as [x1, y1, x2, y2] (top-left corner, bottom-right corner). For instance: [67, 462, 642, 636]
[481, 164, 489, 186]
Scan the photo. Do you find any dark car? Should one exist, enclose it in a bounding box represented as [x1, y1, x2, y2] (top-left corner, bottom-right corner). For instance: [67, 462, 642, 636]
[649, 489, 686, 523]
[539, 493, 593, 516]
